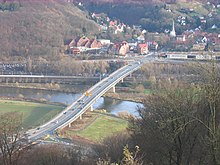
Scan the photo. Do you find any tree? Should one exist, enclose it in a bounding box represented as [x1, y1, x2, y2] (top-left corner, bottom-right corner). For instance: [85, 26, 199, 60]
[0, 112, 23, 165]
[129, 81, 208, 164]
[196, 61, 220, 165]
[129, 61, 220, 164]
[82, 27, 87, 35]
[94, 132, 131, 163]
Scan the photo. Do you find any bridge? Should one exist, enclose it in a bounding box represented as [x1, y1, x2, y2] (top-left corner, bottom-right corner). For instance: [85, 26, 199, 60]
[0, 75, 99, 84]
[23, 54, 154, 141]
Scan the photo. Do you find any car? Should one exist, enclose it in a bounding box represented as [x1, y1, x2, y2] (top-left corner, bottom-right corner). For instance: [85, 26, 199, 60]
[36, 127, 40, 130]
[63, 112, 67, 114]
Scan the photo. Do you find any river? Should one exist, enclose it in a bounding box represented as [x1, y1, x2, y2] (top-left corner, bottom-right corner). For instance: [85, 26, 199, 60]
[0, 87, 143, 116]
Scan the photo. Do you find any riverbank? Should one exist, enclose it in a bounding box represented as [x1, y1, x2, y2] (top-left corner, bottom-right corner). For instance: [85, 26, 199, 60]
[0, 96, 67, 107]
[0, 83, 90, 93]
[0, 83, 150, 104]
[104, 92, 149, 103]
[0, 99, 63, 129]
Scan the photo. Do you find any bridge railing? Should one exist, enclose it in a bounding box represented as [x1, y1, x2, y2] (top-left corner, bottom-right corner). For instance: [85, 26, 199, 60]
[57, 63, 141, 130]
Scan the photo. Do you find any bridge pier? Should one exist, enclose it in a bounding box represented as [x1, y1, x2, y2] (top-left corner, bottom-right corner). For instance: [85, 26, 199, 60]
[88, 105, 93, 112]
[108, 86, 116, 93]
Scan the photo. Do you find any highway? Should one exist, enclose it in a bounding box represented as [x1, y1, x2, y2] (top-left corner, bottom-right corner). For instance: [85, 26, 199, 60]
[25, 53, 155, 141]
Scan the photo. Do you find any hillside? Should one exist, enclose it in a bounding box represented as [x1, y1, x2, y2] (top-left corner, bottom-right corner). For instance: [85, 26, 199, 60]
[0, 0, 99, 60]
[75, 0, 219, 5]
[82, 0, 220, 34]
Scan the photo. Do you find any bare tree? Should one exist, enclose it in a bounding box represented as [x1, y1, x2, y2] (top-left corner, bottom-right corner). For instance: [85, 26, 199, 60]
[129, 81, 207, 165]
[94, 132, 131, 163]
[195, 61, 220, 165]
[129, 61, 220, 165]
[0, 112, 23, 165]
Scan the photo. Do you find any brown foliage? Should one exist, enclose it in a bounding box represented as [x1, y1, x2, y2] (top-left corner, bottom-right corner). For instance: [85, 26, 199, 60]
[0, 0, 99, 60]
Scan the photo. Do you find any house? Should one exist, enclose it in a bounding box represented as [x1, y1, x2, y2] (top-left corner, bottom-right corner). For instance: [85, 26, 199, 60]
[127, 40, 137, 51]
[72, 47, 80, 54]
[77, 36, 89, 47]
[137, 44, 148, 55]
[68, 36, 102, 54]
[147, 41, 158, 51]
[176, 35, 186, 42]
[89, 39, 102, 49]
[115, 25, 124, 34]
[109, 20, 117, 27]
[99, 25, 108, 31]
[133, 25, 142, 30]
[97, 39, 111, 46]
[136, 34, 145, 43]
[119, 41, 129, 55]
[192, 43, 206, 51]
[113, 41, 129, 55]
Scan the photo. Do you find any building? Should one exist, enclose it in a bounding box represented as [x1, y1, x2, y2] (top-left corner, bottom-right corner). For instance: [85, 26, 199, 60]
[113, 41, 129, 55]
[137, 43, 148, 55]
[176, 35, 186, 42]
[192, 43, 206, 51]
[68, 36, 102, 54]
[147, 41, 159, 51]
[97, 39, 111, 46]
[170, 20, 176, 38]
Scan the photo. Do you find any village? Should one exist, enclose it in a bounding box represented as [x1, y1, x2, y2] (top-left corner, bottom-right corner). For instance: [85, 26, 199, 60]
[65, 1, 220, 57]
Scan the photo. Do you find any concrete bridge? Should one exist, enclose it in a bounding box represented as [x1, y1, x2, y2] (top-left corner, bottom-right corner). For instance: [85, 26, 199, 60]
[0, 75, 99, 84]
[24, 53, 155, 141]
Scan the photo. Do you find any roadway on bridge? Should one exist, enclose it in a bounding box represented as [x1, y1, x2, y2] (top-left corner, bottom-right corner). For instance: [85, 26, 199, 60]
[26, 53, 155, 141]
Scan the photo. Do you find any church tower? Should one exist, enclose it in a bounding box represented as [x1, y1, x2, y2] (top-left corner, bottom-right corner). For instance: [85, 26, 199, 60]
[170, 20, 176, 38]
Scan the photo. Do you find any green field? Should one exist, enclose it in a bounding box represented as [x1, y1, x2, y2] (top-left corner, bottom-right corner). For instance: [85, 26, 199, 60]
[0, 100, 63, 129]
[66, 115, 128, 142]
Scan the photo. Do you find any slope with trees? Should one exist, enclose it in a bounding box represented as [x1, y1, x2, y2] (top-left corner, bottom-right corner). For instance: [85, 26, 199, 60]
[129, 62, 220, 164]
[0, 0, 99, 60]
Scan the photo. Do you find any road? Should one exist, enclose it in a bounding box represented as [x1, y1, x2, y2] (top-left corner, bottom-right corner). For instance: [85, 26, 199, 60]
[25, 53, 155, 141]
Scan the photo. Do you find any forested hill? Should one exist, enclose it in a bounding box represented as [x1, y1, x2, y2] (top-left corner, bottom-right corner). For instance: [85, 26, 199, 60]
[75, 0, 219, 5]
[82, 0, 220, 34]
[0, 0, 99, 60]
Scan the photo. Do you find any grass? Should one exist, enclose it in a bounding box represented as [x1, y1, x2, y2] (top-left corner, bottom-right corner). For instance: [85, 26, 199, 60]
[144, 89, 151, 94]
[0, 100, 63, 129]
[66, 114, 128, 142]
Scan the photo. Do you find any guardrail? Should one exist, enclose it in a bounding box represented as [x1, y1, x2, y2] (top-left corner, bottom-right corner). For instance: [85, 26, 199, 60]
[56, 64, 140, 129]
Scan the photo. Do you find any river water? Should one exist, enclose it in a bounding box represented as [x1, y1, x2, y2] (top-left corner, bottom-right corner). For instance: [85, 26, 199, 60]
[0, 87, 143, 116]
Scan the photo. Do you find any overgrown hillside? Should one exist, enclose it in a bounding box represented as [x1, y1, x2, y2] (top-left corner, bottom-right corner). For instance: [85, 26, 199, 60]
[0, 0, 99, 60]
[75, 0, 218, 4]
[81, 0, 219, 34]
